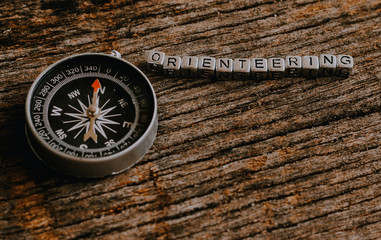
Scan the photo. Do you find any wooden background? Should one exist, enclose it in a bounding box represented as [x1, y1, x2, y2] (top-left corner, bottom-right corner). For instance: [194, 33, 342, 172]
[1, 0, 381, 239]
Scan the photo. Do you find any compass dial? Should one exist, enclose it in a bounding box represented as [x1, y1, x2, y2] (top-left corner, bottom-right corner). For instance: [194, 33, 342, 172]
[25, 52, 157, 178]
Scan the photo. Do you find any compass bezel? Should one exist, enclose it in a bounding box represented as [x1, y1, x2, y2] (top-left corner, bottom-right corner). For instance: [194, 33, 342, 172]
[25, 52, 158, 178]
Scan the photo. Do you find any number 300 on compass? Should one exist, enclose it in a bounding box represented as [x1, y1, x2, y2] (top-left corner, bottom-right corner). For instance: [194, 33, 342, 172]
[25, 52, 158, 178]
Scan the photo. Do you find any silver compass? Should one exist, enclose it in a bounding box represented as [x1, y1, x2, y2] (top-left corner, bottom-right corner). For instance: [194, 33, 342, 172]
[25, 51, 157, 178]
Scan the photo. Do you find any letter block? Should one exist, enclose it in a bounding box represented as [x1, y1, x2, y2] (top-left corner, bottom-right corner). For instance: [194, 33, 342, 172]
[147, 50, 165, 73]
[268, 58, 285, 80]
[163, 56, 181, 77]
[251, 58, 268, 81]
[286, 56, 302, 77]
[233, 58, 251, 80]
[336, 55, 354, 78]
[302, 56, 319, 78]
[181, 56, 199, 78]
[216, 58, 233, 80]
[198, 56, 216, 78]
[319, 54, 337, 76]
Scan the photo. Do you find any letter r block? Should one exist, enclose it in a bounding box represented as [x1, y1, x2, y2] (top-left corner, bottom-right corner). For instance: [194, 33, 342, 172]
[163, 56, 181, 77]
[286, 56, 302, 77]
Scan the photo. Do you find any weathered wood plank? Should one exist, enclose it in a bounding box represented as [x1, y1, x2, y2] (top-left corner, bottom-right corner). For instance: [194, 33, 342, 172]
[1, 0, 381, 239]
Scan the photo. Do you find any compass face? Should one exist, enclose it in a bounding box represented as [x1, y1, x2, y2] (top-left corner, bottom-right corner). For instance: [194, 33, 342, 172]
[46, 76, 136, 152]
[25, 53, 157, 177]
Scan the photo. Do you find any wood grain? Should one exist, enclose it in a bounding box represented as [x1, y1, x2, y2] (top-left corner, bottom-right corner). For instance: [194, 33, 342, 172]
[1, 0, 381, 239]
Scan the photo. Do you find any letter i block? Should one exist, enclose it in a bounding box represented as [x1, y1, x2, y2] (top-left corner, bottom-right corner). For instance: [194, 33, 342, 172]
[302, 56, 319, 78]
[251, 58, 268, 81]
[147, 50, 165, 73]
[216, 58, 233, 80]
[198, 57, 216, 78]
[233, 58, 251, 80]
[336, 55, 354, 78]
[319, 54, 337, 76]
[268, 58, 285, 80]
[286, 56, 302, 77]
[181, 56, 199, 78]
[163, 56, 181, 77]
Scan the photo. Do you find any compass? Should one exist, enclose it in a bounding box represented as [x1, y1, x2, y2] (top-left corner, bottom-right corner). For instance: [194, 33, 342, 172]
[25, 51, 157, 178]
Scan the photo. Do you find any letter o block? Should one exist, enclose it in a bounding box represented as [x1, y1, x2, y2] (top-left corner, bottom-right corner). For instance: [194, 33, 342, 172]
[147, 51, 165, 73]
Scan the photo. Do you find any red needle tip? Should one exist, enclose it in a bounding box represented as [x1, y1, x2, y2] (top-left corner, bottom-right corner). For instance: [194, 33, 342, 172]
[92, 79, 101, 92]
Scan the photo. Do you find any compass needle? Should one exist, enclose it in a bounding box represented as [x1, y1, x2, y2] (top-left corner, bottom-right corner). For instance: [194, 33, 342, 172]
[25, 52, 157, 177]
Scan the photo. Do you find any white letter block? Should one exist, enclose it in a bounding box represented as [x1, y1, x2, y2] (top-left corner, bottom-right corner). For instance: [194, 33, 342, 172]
[302, 56, 319, 78]
[181, 56, 199, 78]
[286, 56, 302, 77]
[251, 58, 268, 81]
[216, 58, 233, 80]
[147, 50, 165, 73]
[268, 58, 285, 80]
[198, 56, 216, 78]
[319, 54, 337, 76]
[336, 55, 354, 78]
[163, 56, 181, 77]
[233, 58, 251, 80]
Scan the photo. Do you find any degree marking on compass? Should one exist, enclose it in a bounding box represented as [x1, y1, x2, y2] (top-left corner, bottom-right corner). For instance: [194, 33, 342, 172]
[46, 82, 54, 88]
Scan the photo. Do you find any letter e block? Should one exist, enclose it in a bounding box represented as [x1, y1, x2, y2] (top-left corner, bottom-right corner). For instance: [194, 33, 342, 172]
[251, 58, 268, 81]
[268, 58, 285, 80]
[198, 56, 216, 78]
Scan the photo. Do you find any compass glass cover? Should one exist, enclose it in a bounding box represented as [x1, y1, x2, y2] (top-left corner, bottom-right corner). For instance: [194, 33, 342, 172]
[27, 54, 156, 159]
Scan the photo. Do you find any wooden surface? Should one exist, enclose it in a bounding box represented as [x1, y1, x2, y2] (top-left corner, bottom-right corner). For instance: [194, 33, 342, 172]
[1, 0, 381, 239]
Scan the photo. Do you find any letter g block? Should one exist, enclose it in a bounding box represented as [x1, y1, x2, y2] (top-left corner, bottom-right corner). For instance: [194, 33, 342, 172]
[336, 55, 354, 78]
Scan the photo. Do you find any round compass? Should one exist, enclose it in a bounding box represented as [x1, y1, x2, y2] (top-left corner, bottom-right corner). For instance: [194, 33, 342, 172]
[25, 51, 157, 178]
